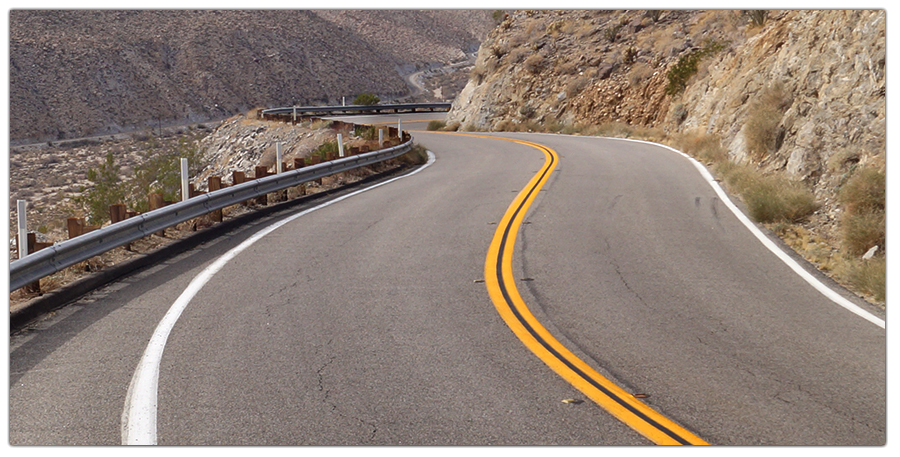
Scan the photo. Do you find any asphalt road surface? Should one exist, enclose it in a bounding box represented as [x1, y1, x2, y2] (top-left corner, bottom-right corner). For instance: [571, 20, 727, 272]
[8, 120, 886, 446]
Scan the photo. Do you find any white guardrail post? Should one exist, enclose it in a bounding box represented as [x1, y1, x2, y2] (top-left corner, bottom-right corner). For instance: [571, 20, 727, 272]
[276, 142, 283, 174]
[17, 200, 28, 258]
[180, 158, 189, 201]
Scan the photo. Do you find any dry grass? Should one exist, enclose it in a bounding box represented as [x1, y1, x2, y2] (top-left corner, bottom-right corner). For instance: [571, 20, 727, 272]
[713, 160, 818, 223]
[670, 131, 727, 164]
[837, 256, 886, 303]
[744, 81, 790, 159]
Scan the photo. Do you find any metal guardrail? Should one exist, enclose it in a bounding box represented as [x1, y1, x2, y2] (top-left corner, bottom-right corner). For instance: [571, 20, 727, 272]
[261, 102, 451, 118]
[9, 140, 413, 291]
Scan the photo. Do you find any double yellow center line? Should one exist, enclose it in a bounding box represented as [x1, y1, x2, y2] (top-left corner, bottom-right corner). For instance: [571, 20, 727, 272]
[442, 132, 707, 445]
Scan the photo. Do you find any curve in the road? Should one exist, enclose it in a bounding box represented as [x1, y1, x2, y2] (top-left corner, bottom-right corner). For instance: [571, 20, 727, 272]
[437, 132, 709, 445]
[121, 152, 437, 445]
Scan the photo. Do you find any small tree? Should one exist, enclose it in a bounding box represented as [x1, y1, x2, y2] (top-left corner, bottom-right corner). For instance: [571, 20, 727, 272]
[77, 152, 125, 225]
[353, 93, 380, 105]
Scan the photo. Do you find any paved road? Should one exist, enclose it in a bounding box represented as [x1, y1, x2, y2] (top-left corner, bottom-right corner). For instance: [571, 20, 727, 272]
[8, 127, 885, 445]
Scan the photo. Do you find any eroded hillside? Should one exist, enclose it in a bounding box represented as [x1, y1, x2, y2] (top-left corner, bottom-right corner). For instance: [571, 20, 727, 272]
[9, 10, 494, 143]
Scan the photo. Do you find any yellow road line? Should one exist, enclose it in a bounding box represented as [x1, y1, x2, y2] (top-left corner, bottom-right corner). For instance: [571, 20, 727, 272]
[431, 131, 708, 445]
[361, 118, 442, 126]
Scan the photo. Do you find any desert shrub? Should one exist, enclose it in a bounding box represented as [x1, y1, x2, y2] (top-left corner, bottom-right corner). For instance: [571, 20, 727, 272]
[354, 125, 378, 140]
[715, 161, 818, 223]
[397, 144, 430, 166]
[841, 210, 886, 257]
[523, 54, 544, 74]
[665, 39, 726, 95]
[566, 76, 590, 98]
[603, 20, 625, 42]
[313, 140, 341, 161]
[843, 256, 886, 302]
[673, 131, 727, 164]
[744, 82, 790, 159]
[743, 10, 769, 27]
[426, 120, 447, 131]
[839, 167, 885, 215]
[353, 93, 380, 105]
[506, 47, 531, 65]
[76, 152, 126, 225]
[838, 167, 885, 255]
[132, 136, 203, 208]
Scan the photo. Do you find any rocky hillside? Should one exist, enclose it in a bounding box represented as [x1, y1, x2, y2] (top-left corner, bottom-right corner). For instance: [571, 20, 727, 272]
[9, 10, 495, 144]
[447, 10, 886, 303]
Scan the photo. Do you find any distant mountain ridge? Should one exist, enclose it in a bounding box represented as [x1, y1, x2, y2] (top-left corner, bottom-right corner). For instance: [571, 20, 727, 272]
[9, 10, 495, 144]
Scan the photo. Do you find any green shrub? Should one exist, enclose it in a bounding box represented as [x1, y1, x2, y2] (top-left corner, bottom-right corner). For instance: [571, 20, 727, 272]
[76, 152, 125, 225]
[354, 125, 378, 140]
[353, 93, 380, 105]
[132, 136, 202, 206]
[665, 39, 726, 95]
[313, 140, 341, 160]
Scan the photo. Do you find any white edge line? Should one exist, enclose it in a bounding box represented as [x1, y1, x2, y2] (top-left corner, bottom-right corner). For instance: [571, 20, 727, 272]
[121, 151, 436, 445]
[607, 136, 885, 329]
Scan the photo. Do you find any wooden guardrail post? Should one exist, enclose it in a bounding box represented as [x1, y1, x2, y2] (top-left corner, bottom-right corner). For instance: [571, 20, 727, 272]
[24, 233, 52, 293]
[254, 166, 269, 205]
[208, 176, 223, 222]
[232, 171, 248, 206]
[109, 204, 127, 224]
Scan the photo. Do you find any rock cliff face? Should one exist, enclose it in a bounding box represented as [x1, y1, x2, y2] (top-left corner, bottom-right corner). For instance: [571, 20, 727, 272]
[447, 10, 885, 302]
[449, 10, 885, 177]
[9, 10, 494, 144]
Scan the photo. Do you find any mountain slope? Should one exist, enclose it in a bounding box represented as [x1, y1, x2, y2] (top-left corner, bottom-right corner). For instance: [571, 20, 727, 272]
[9, 10, 494, 144]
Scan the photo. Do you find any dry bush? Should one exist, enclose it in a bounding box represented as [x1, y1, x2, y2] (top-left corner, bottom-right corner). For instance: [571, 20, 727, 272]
[714, 160, 818, 223]
[838, 256, 885, 303]
[523, 54, 544, 74]
[838, 167, 885, 256]
[744, 81, 791, 159]
[506, 47, 531, 65]
[672, 131, 727, 164]
[565, 76, 590, 98]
